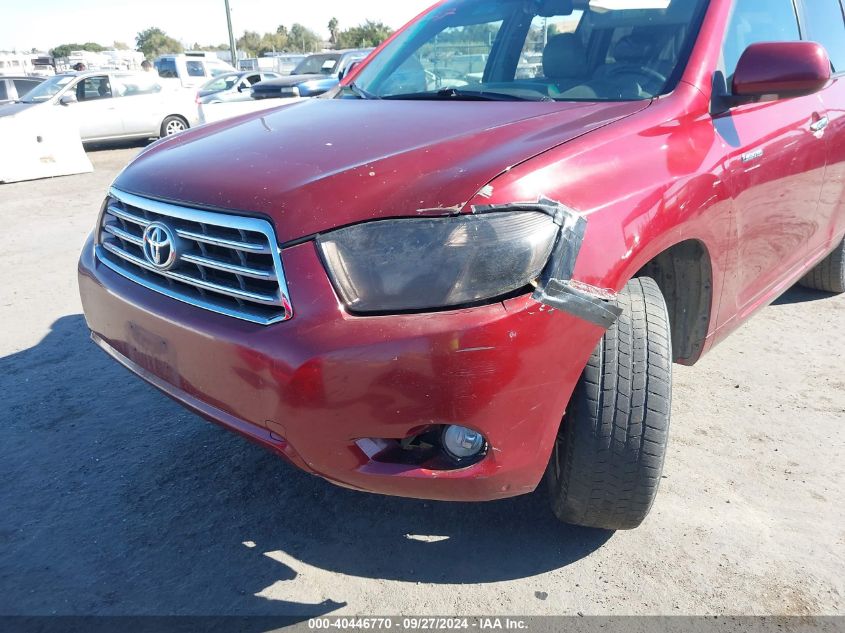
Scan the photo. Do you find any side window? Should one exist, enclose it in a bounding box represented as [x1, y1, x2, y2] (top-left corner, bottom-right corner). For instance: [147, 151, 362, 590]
[186, 61, 206, 77]
[156, 59, 178, 78]
[13, 79, 39, 98]
[799, 0, 845, 73]
[0, 81, 8, 101]
[76, 76, 112, 101]
[112, 75, 162, 97]
[246, 74, 262, 85]
[721, 0, 801, 79]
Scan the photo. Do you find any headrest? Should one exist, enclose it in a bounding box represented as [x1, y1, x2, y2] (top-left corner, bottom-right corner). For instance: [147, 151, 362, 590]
[613, 28, 666, 63]
[543, 33, 588, 80]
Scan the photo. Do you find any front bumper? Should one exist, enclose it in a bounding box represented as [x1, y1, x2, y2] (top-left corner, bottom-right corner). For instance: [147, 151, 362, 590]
[78, 232, 604, 501]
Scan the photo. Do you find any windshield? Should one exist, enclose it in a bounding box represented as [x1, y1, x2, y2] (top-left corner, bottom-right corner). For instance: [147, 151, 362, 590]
[293, 54, 341, 76]
[201, 73, 240, 93]
[352, 0, 708, 101]
[20, 74, 75, 103]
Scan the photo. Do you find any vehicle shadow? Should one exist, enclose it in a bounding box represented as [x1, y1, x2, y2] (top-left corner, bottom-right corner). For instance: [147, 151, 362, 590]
[83, 139, 153, 152]
[0, 315, 611, 615]
[772, 284, 839, 306]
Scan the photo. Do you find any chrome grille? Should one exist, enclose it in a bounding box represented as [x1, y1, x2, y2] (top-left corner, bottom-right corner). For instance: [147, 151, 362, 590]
[95, 188, 293, 325]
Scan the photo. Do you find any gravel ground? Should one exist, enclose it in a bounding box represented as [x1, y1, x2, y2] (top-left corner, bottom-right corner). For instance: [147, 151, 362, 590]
[0, 146, 843, 617]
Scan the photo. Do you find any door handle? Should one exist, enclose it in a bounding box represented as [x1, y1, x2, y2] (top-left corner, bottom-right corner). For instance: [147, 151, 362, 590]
[810, 115, 829, 132]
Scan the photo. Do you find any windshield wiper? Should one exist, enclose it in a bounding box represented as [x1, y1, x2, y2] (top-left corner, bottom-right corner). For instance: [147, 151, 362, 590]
[346, 81, 381, 100]
[383, 88, 552, 102]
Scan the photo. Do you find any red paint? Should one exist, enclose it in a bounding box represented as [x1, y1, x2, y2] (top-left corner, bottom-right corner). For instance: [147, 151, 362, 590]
[732, 42, 832, 98]
[79, 0, 845, 501]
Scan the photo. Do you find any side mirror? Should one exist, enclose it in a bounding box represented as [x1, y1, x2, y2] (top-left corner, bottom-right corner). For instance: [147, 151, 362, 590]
[58, 93, 78, 106]
[731, 41, 830, 103]
[339, 61, 362, 82]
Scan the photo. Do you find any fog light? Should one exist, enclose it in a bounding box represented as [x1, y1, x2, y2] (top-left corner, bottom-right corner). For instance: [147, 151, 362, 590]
[442, 425, 486, 461]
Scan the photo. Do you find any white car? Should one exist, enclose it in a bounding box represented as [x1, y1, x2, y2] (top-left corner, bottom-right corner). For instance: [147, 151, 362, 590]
[0, 71, 198, 142]
[155, 54, 236, 89]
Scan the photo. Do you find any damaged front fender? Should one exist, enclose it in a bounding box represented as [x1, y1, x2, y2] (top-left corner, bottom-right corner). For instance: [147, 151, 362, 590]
[473, 198, 623, 329]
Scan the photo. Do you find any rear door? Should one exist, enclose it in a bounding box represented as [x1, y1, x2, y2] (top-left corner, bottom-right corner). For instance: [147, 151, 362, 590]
[113, 74, 166, 137]
[183, 60, 207, 88]
[715, 0, 827, 315]
[72, 75, 124, 140]
[797, 0, 845, 253]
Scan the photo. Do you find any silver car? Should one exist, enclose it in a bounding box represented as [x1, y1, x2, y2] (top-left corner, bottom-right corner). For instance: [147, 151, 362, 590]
[197, 71, 282, 105]
[0, 76, 44, 105]
[0, 71, 198, 142]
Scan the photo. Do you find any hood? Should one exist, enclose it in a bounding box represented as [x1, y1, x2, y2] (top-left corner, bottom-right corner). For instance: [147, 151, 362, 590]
[255, 74, 330, 89]
[115, 98, 649, 242]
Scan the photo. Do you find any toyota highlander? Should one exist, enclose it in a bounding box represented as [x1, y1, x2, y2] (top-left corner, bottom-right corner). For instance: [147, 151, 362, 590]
[78, 0, 845, 529]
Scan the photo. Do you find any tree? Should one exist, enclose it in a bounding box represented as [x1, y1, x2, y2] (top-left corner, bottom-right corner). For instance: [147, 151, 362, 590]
[190, 42, 229, 52]
[289, 23, 320, 53]
[236, 30, 262, 56]
[50, 42, 105, 58]
[135, 27, 183, 59]
[113, 41, 130, 50]
[328, 18, 340, 47]
[259, 32, 288, 55]
[337, 21, 394, 49]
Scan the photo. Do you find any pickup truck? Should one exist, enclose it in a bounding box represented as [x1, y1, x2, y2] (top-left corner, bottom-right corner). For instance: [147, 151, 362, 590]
[79, 0, 845, 530]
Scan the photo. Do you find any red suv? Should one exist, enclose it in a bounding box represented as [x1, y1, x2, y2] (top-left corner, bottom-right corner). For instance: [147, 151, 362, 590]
[79, 0, 845, 530]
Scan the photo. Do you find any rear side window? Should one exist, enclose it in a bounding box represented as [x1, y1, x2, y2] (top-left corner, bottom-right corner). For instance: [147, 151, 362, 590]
[186, 61, 206, 77]
[113, 75, 162, 97]
[0, 82, 7, 101]
[13, 79, 39, 98]
[156, 59, 178, 78]
[721, 0, 801, 79]
[800, 0, 845, 73]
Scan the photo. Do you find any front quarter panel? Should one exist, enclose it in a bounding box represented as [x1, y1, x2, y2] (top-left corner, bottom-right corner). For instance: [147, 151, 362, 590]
[478, 85, 733, 359]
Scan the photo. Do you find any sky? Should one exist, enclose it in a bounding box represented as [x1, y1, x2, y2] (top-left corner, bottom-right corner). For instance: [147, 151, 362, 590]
[0, 0, 436, 52]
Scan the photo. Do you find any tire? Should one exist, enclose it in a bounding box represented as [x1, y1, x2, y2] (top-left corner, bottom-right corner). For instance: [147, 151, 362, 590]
[547, 277, 673, 530]
[798, 238, 845, 294]
[160, 115, 188, 138]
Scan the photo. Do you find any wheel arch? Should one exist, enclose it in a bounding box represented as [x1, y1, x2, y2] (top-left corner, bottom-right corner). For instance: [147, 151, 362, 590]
[632, 238, 715, 366]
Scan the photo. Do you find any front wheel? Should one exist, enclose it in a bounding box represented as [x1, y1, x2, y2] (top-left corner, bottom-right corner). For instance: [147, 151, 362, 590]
[160, 115, 188, 138]
[547, 277, 673, 530]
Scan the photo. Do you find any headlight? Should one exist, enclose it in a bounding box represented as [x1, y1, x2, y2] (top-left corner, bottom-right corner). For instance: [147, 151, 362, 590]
[316, 211, 558, 313]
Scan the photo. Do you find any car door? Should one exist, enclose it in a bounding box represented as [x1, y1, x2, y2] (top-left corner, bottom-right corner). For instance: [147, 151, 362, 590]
[112, 74, 166, 137]
[71, 75, 124, 141]
[797, 0, 845, 253]
[183, 60, 207, 88]
[232, 73, 261, 101]
[714, 0, 827, 315]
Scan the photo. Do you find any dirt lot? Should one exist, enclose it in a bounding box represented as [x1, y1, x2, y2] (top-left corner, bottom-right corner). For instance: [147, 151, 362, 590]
[0, 146, 843, 617]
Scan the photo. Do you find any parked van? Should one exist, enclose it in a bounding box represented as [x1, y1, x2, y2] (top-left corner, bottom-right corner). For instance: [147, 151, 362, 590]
[154, 53, 236, 88]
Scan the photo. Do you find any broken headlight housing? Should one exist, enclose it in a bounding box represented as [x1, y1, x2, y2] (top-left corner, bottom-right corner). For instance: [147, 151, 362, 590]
[316, 211, 558, 313]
